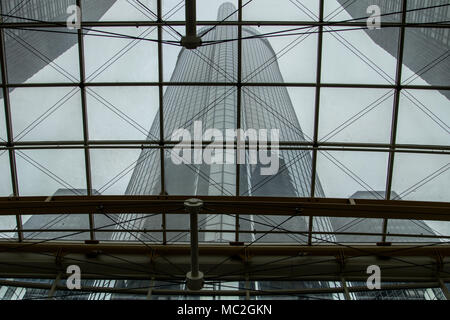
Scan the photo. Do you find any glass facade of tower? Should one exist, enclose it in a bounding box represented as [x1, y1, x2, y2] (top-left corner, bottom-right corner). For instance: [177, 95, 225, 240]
[119, 3, 333, 245]
[336, 0, 450, 99]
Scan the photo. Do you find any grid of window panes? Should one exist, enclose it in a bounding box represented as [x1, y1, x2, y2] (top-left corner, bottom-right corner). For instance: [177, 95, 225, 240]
[0, 2, 448, 244]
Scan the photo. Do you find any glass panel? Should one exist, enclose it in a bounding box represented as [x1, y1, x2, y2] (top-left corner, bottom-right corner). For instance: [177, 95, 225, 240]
[235, 211, 309, 243]
[316, 150, 389, 199]
[347, 281, 445, 300]
[162, 26, 183, 82]
[162, 0, 185, 21]
[402, 28, 450, 88]
[2, 0, 76, 23]
[90, 148, 159, 195]
[242, 26, 318, 83]
[386, 219, 448, 243]
[324, 0, 402, 22]
[241, 149, 313, 198]
[0, 91, 6, 142]
[10, 87, 83, 142]
[163, 86, 237, 140]
[0, 278, 52, 300]
[87, 86, 159, 141]
[0, 215, 18, 240]
[55, 279, 100, 300]
[200, 212, 236, 243]
[163, 147, 236, 196]
[15, 149, 87, 196]
[319, 88, 394, 143]
[5, 28, 79, 84]
[96, 212, 162, 242]
[397, 89, 450, 146]
[84, 27, 158, 83]
[197, 0, 239, 21]
[82, 0, 157, 22]
[243, 0, 320, 22]
[166, 39, 237, 83]
[391, 153, 449, 202]
[109, 293, 147, 300]
[324, 217, 383, 244]
[0, 151, 12, 196]
[256, 280, 342, 300]
[322, 27, 399, 84]
[422, 220, 450, 242]
[242, 87, 314, 142]
[22, 213, 90, 241]
[406, 0, 449, 23]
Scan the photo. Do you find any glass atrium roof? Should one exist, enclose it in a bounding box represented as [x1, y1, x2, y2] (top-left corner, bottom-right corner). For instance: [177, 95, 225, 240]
[0, 0, 449, 302]
[0, 0, 449, 243]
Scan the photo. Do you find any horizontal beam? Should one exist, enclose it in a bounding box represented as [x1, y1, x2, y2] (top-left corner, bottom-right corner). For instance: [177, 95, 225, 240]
[0, 228, 448, 240]
[0, 196, 449, 221]
[0, 279, 443, 297]
[4, 82, 450, 91]
[0, 242, 448, 281]
[1, 21, 448, 28]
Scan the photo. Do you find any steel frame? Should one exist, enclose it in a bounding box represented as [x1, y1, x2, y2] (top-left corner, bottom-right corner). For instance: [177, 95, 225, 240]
[0, 195, 449, 242]
[0, 242, 449, 292]
[0, 278, 446, 299]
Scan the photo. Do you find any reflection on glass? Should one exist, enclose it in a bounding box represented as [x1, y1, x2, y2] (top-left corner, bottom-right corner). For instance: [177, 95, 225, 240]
[10, 87, 83, 142]
[15, 149, 87, 196]
[392, 153, 449, 202]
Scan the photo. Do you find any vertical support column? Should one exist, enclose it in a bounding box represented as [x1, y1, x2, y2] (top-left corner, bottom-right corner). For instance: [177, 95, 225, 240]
[341, 276, 351, 300]
[181, 0, 202, 49]
[157, 0, 167, 245]
[146, 277, 155, 300]
[310, 0, 324, 198]
[76, 0, 95, 241]
[439, 278, 450, 300]
[384, 0, 407, 243]
[235, 0, 243, 242]
[0, 2, 23, 242]
[307, 216, 313, 245]
[185, 198, 204, 290]
[47, 273, 61, 299]
[245, 274, 250, 300]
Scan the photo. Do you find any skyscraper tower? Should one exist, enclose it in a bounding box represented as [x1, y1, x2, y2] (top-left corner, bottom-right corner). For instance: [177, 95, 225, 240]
[117, 2, 334, 246]
[336, 0, 450, 99]
[106, 2, 336, 299]
[2, 0, 117, 84]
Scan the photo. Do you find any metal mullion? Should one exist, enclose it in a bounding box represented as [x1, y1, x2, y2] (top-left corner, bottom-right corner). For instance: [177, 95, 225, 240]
[4, 227, 450, 240]
[0, 3, 22, 242]
[0, 279, 444, 297]
[307, 215, 313, 245]
[341, 276, 351, 300]
[5, 82, 450, 90]
[3, 20, 449, 28]
[310, 0, 324, 198]
[157, 0, 167, 245]
[235, 0, 243, 242]
[47, 272, 61, 299]
[384, 0, 408, 242]
[4, 140, 450, 151]
[146, 277, 155, 300]
[3, 145, 450, 155]
[76, 0, 94, 241]
[439, 278, 450, 300]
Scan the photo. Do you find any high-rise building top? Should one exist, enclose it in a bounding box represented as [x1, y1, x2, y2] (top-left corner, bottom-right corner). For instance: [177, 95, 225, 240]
[120, 2, 333, 244]
[2, 0, 117, 84]
[336, 0, 450, 99]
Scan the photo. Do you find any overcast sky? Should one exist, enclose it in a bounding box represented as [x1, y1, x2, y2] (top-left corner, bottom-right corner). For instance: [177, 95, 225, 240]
[0, 0, 448, 237]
